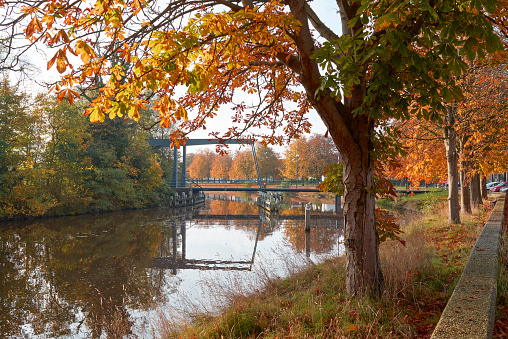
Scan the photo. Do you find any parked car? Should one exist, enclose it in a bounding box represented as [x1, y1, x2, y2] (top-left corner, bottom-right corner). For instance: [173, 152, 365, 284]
[487, 181, 502, 189]
[489, 182, 508, 192]
[500, 186, 508, 193]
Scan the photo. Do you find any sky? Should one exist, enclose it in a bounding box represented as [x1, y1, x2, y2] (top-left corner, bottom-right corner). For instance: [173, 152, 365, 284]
[21, 0, 342, 156]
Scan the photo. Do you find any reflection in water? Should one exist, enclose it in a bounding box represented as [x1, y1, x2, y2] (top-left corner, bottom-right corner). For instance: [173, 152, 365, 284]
[0, 210, 172, 338]
[0, 195, 342, 338]
[150, 218, 263, 272]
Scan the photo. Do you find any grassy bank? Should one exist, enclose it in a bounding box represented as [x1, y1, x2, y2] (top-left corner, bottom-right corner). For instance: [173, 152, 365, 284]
[159, 193, 495, 338]
[494, 198, 508, 338]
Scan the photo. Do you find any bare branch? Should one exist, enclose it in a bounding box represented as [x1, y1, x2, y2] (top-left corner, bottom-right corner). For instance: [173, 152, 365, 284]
[304, 2, 339, 41]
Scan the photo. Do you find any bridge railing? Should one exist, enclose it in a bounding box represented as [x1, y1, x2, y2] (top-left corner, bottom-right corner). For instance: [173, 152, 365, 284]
[182, 178, 322, 188]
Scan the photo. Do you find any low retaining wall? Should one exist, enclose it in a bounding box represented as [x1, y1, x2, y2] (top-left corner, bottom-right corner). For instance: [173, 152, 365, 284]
[431, 197, 505, 339]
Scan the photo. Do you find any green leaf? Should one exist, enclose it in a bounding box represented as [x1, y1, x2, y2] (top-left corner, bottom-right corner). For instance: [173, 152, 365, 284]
[440, 87, 451, 103]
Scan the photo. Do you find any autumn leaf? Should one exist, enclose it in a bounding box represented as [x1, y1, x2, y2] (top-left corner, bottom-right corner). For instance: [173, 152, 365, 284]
[25, 16, 42, 38]
[85, 106, 105, 123]
[175, 105, 188, 121]
[346, 324, 359, 332]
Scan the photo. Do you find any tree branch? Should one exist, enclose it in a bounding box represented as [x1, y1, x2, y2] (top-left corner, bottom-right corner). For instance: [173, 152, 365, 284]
[304, 2, 339, 41]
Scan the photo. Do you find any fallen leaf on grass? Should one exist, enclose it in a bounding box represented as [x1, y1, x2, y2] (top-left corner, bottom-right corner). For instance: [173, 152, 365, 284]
[346, 324, 359, 332]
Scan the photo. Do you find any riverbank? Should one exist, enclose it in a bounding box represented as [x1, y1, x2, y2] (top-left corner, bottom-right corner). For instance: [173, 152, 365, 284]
[159, 192, 502, 338]
[0, 184, 175, 222]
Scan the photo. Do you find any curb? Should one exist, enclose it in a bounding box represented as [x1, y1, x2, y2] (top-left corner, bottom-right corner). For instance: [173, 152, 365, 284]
[431, 196, 505, 339]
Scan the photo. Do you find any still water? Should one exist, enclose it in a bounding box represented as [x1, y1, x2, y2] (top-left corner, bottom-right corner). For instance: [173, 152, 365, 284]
[0, 195, 343, 338]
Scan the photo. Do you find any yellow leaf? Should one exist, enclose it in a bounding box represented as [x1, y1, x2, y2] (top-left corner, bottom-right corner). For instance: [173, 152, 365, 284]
[109, 104, 119, 119]
[88, 106, 104, 123]
[128, 105, 139, 120]
[175, 105, 188, 121]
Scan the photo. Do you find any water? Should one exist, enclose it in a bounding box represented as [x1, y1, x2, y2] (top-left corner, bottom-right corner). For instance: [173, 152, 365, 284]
[0, 195, 343, 338]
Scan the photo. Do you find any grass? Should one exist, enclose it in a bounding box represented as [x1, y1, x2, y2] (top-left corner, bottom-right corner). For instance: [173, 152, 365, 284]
[376, 190, 448, 214]
[157, 192, 494, 338]
[493, 198, 508, 338]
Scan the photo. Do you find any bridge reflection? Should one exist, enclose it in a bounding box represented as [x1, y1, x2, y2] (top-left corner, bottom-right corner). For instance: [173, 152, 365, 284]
[149, 214, 263, 274]
[150, 206, 343, 274]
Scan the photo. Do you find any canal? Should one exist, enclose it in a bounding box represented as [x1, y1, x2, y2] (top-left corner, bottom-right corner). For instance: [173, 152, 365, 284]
[0, 194, 343, 338]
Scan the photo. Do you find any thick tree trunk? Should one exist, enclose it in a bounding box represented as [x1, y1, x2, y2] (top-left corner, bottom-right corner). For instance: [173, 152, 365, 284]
[443, 106, 461, 224]
[481, 176, 488, 200]
[286, 0, 384, 297]
[460, 169, 471, 214]
[470, 173, 482, 208]
[342, 122, 384, 297]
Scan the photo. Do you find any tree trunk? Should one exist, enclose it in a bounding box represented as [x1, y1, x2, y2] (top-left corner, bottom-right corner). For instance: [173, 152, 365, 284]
[470, 173, 482, 209]
[443, 106, 461, 224]
[481, 176, 488, 200]
[286, 0, 384, 297]
[460, 169, 471, 214]
[458, 140, 471, 214]
[342, 121, 384, 297]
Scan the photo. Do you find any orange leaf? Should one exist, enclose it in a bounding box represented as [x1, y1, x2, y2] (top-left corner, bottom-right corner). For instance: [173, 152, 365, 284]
[67, 90, 75, 105]
[56, 53, 67, 73]
[25, 17, 36, 38]
[57, 90, 66, 102]
[41, 15, 54, 29]
[47, 52, 58, 70]
[346, 324, 359, 332]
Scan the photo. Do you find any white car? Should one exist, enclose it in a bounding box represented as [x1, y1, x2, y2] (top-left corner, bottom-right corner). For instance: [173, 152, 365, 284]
[500, 186, 508, 193]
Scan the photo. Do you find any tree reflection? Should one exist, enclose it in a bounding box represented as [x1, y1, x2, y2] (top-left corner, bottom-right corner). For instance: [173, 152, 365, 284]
[0, 210, 165, 338]
[280, 213, 339, 255]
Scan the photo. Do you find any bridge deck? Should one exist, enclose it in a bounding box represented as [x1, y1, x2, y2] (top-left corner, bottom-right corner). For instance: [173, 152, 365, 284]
[194, 187, 430, 194]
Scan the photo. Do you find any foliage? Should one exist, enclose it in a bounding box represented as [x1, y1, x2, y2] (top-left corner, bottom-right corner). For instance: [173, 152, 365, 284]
[283, 134, 338, 179]
[187, 144, 281, 180]
[188, 150, 215, 179]
[256, 144, 282, 179]
[391, 62, 508, 187]
[317, 163, 344, 196]
[210, 153, 233, 179]
[0, 80, 171, 219]
[229, 150, 256, 180]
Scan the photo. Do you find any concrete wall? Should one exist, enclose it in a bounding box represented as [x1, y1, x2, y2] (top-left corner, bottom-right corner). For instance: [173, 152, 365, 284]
[431, 197, 505, 339]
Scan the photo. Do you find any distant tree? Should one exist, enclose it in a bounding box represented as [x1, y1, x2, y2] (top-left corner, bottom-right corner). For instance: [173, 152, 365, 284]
[188, 150, 215, 179]
[283, 137, 307, 180]
[307, 134, 339, 178]
[0, 78, 52, 218]
[210, 153, 232, 179]
[40, 94, 91, 214]
[256, 144, 281, 179]
[229, 150, 256, 180]
[283, 134, 337, 180]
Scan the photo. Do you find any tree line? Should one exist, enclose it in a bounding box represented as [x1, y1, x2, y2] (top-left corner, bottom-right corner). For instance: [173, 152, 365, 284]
[388, 61, 508, 223]
[186, 134, 338, 181]
[0, 78, 173, 220]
